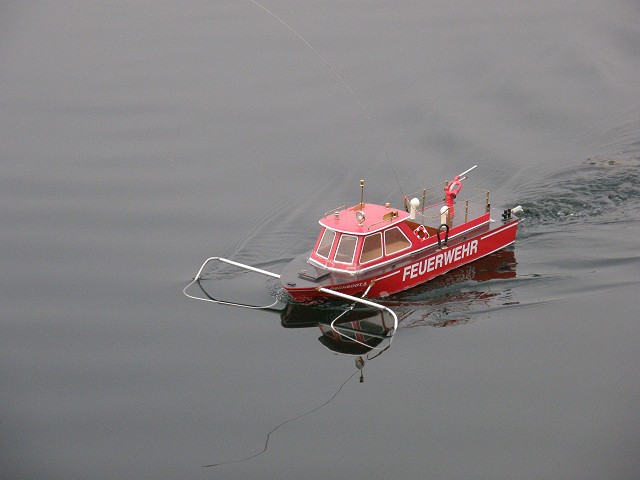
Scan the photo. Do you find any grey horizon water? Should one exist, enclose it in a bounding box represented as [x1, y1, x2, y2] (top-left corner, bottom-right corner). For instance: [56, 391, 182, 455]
[2, 1, 640, 478]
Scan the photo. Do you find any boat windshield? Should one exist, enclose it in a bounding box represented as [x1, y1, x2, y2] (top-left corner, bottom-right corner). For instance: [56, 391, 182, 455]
[334, 234, 358, 264]
[316, 229, 335, 259]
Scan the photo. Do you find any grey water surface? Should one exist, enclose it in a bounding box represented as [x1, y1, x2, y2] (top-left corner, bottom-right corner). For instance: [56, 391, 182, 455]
[2, 1, 640, 479]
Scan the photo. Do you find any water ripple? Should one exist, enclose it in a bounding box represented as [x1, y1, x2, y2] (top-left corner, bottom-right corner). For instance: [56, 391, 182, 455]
[518, 155, 640, 234]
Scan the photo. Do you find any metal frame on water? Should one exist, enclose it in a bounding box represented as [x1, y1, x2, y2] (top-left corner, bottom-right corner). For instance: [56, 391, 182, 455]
[183, 256, 399, 334]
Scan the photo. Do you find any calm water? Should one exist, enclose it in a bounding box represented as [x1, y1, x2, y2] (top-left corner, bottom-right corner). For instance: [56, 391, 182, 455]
[2, 1, 640, 478]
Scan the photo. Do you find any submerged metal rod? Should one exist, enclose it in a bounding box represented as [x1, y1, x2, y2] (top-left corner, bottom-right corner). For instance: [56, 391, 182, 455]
[320, 285, 398, 351]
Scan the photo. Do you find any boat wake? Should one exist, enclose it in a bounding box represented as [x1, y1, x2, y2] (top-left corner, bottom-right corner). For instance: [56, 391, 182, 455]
[517, 155, 640, 234]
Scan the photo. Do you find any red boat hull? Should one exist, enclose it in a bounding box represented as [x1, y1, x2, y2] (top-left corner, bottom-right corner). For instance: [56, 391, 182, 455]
[281, 217, 519, 302]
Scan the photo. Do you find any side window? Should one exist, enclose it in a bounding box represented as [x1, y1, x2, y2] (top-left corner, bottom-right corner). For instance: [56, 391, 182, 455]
[316, 229, 335, 259]
[334, 235, 358, 264]
[384, 227, 411, 255]
[360, 233, 382, 263]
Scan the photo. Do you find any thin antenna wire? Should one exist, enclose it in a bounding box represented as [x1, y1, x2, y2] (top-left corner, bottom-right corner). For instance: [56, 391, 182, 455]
[248, 0, 405, 197]
[202, 370, 358, 467]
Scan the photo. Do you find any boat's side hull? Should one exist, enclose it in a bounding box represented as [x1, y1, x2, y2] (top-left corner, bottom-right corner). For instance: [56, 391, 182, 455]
[282, 218, 519, 302]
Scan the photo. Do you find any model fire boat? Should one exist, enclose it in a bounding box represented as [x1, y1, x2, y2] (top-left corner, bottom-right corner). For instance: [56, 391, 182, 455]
[184, 166, 522, 319]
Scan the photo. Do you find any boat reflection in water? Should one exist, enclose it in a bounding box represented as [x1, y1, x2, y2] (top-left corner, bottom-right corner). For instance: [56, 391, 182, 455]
[387, 247, 518, 328]
[281, 303, 397, 382]
[280, 248, 518, 378]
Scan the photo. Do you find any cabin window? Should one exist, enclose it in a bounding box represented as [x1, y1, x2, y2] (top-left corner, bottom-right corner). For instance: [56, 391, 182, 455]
[316, 229, 335, 259]
[334, 234, 358, 264]
[360, 233, 383, 263]
[384, 227, 411, 255]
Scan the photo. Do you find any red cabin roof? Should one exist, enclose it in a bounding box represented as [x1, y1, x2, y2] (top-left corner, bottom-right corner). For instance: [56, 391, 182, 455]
[319, 203, 409, 234]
